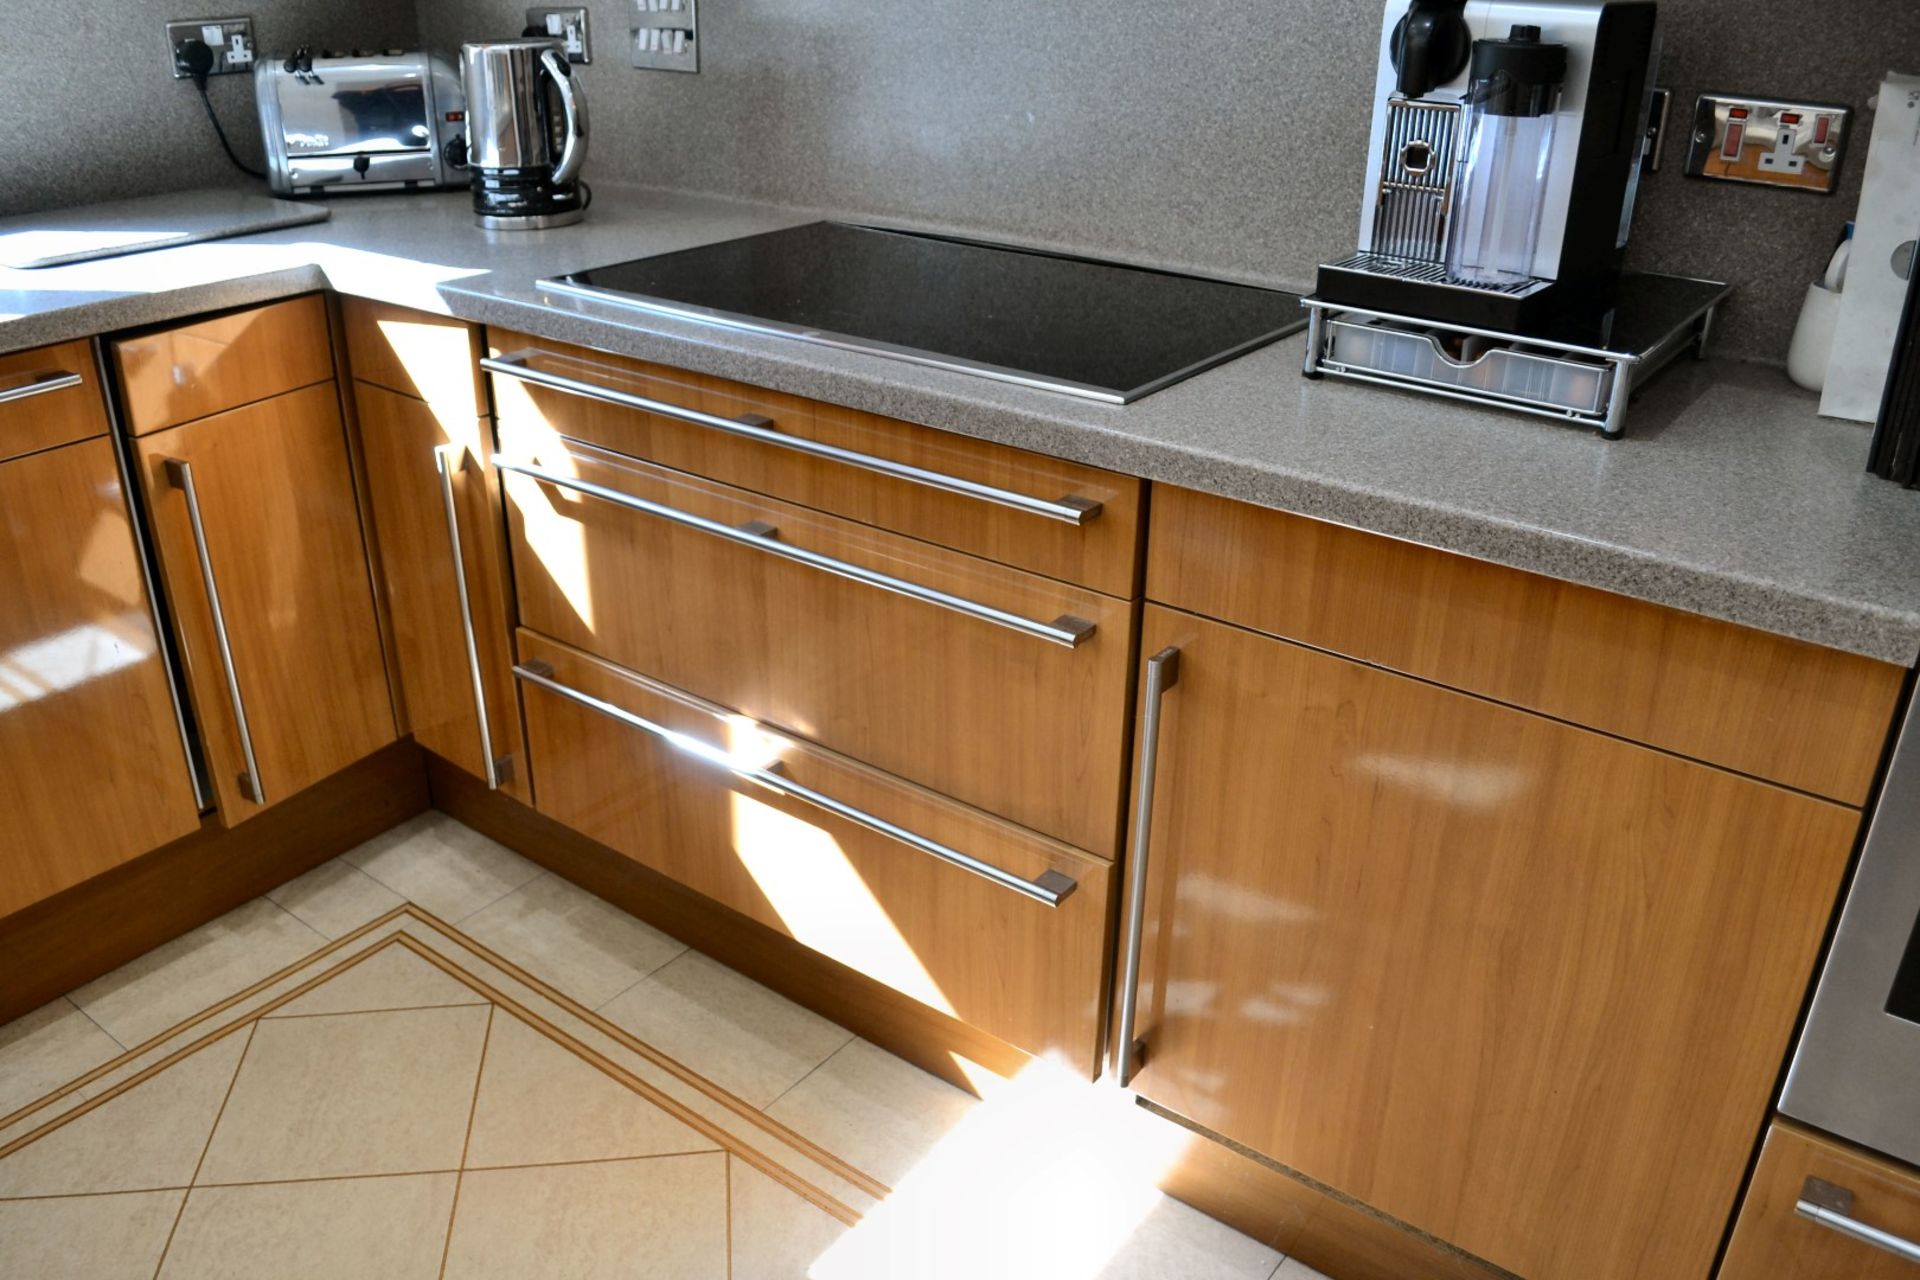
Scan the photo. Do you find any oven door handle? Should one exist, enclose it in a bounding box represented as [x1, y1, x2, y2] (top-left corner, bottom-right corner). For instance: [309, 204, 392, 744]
[1797, 1176, 1920, 1264]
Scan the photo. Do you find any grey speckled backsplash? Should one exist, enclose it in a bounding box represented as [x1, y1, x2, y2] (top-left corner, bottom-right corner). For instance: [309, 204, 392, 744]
[9, 0, 1917, 363]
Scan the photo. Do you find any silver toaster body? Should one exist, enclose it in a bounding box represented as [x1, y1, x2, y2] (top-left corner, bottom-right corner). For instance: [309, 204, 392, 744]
[256, 51, 468, 196]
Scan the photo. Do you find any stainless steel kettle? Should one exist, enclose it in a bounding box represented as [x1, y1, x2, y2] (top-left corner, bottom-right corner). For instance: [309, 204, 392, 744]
[460, 39, 590, 229]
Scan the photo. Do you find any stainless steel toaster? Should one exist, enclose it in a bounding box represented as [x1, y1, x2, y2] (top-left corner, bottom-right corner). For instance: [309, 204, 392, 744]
[255, 49, 469, 196]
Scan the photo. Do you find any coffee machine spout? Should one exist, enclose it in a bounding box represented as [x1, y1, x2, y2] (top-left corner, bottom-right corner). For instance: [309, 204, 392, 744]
[1390, 0, 1471, 98]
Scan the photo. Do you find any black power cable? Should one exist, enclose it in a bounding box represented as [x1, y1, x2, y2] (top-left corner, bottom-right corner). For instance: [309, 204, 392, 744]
[176, 38, 266, 180]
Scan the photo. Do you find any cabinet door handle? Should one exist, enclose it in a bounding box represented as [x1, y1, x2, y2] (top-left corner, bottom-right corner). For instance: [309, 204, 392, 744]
[162, 456, 265, 806]
[1797, 1176, 1920, 1264]
[0, 369, 83, 406]
[435, 444, 502, 790]
[494, 452, 1097, 648]
[1113, 645, 1181, 1087]
[514, 662, 1078, 907]
[481, 350, 1103, 526]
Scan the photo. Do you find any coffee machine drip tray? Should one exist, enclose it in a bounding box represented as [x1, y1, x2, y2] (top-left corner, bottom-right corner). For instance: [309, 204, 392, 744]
[1301, 273, 1732, 438]
[542, 222, 1306, 404]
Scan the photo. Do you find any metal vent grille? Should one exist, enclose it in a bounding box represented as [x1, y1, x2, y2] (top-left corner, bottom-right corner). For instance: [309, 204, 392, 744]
[1326, 252, 1549, 297]
[1370, 100, 1460, 262]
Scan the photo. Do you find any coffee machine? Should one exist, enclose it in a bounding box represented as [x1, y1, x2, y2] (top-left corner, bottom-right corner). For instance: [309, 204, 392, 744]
[1301, 0, 1732, 437]
[460, 39, 590, 229]
[1317, 0, 1659, 329]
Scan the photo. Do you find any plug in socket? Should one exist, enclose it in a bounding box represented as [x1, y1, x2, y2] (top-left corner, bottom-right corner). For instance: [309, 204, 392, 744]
[167, 16, 255, 78]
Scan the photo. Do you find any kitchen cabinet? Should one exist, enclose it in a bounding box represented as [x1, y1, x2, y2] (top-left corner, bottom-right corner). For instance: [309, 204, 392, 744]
[344, 301, 527, 799]
[0, 391, 202, 917]
[497, 425, 1134, 855]
[133, 376, 395, 825]
[114, 294, 335, 436]
[516, 630, 1112, 1071]
[1721, 1120, 1920, 1279]
[1117, 602, 1861, 1280]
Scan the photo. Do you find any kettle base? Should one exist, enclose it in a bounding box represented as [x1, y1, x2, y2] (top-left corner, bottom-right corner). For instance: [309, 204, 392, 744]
[476, 208, 587, 230]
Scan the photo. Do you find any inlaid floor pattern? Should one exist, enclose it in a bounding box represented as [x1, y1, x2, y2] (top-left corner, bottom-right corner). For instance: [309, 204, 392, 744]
[0, 812, 1327, 1280]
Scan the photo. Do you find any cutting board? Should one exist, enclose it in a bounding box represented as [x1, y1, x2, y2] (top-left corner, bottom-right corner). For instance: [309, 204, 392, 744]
[0, 190, 330, 269]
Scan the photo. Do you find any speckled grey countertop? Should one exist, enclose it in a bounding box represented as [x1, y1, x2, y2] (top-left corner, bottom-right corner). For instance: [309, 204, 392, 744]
[5, 185, 1918, 666]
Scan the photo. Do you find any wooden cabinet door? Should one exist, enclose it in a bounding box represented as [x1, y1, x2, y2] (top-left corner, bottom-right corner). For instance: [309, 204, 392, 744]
[1722, 1121, 1920, 1279]
[1121, 605, 1862, 1280]
[137, 383, 396, 823]
[0, 439, 203, 918]
[353, 381, 527, 799]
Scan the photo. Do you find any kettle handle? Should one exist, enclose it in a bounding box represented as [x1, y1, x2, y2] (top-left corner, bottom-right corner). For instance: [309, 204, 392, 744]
[541, 47, 589, 186]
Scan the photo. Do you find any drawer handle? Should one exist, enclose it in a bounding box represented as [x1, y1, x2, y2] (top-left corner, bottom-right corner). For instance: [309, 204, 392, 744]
[481, 350, 1104, 526]
[1113, 645, 1181, 1087]
[1797, 1176, 1920, 1264]
[0, 369, 83, 405]
[435, 445, 503, 790]
[513, 661, 1079, 907]
[162, 457, 265, 806]
[494, 453, 1097, 648]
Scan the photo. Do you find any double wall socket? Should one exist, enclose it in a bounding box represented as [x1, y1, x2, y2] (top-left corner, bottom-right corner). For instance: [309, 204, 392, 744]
[631, 0, 697, 73]
[166, 16, 255, 78]
[526, 7, 591, 64]
[1685, 92, 1851, 194]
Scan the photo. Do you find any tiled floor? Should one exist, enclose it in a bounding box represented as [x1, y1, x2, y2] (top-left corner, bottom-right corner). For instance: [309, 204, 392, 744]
[0, 811, 1335, 1279]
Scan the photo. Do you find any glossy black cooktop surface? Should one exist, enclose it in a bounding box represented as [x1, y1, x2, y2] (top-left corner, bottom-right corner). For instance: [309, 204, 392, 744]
[544, 222, 1306, 403]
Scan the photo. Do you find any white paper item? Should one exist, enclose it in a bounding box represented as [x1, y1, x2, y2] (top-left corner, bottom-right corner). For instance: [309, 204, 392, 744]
[1822, 73, 1920, 421]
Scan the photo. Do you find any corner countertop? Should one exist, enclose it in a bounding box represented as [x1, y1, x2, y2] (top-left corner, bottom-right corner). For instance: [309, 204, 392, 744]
[5, 184, 1917, 667]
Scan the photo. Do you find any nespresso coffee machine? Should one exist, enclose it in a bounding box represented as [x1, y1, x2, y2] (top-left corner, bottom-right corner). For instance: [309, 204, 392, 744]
[1302, 0, 1732, 436]
[1319, 0, 1658, 328]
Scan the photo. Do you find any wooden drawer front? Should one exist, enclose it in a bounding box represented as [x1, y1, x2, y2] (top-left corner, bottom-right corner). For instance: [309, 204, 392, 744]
[1147, 484, 1904, 804]
[0, 339, 108, 463]
[517, 630, 1112, 1073]
[0, 438, 202, 918]
[1723, 1121, 1920, 1279]
[487, 333, 1142, 594]
[354, 382, 527, 800]
[137, 384, 397, 823]
[115, 295, 335, 435]
[499, 424, 1133, 854]
[342, 298, 484, 423]
[1124, 605, 1860, 1280]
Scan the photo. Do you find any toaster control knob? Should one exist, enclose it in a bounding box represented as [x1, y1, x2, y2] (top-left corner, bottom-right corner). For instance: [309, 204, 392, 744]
[353, 154, 371, 178]
[444, 137, 469, 171]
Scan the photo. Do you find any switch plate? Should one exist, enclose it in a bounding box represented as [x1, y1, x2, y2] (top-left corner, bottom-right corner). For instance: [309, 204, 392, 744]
[1684, 92, 1850, 194]
[165, 16, 255, 79]
[630, 0, 697, 73]
[526, 6, 590, 64]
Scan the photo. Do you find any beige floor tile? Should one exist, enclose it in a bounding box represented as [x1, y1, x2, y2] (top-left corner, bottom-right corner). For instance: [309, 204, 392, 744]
[460, 872, 687, 1008]
[70, 897, 324, 1046]
[1090, 1196, 1285, 1279]
[0, 998, 123, 1118]
[344, 812, 541, 922]
[0, 1029, 248, 1197]
[196, 1004, 490, 1184]
[1273, 1261, 1332, 1279]
[267, 942, 486, 1018]
[729, 1155, 850, 1280]
[267, 856, 406, 939]
[764, 1038, 974, 1187]
[0, 1188, 184, 1279]
[443, 1153, 728, 1280]
[464, 1010, 716, 1169]
[600, 952, 853, 1108]
[159, 1172, 458, 1279]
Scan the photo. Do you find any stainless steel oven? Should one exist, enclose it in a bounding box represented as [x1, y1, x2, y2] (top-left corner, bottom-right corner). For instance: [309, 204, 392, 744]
[1783, 688, 1920, 1175]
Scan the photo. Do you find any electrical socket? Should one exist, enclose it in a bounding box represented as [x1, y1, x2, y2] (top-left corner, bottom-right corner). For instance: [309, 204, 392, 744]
[526, 7, 591, 64]
[166, 16, 255, 79]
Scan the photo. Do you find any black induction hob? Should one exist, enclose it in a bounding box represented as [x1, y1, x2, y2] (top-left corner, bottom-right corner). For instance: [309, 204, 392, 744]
[541, 222, 1306, 404]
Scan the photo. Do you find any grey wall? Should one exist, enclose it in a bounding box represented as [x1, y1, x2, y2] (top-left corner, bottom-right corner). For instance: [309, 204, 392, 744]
[0, 0, 416, 218]
[416, 0, 1920, 361]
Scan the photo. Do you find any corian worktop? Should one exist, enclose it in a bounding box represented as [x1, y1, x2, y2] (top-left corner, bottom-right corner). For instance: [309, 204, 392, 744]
[5, 184, 1918, 666]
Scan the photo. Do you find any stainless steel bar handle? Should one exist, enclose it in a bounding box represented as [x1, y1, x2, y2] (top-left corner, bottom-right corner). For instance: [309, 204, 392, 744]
[481, 350, 1102, 526]
[493, 453, 1096, 648]
[0, 370, 83, 406]
[162, 457, 265, 806]
[513, 663, 1077, 907]
[435, 445, 500, 790]
[1796, 1178, 1920, 1264]
[1112, 645, 1181, 1087]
